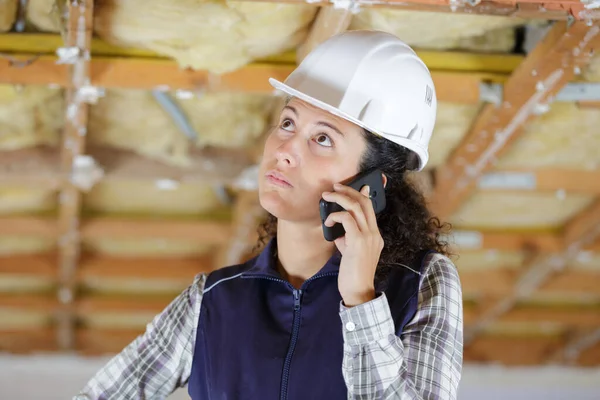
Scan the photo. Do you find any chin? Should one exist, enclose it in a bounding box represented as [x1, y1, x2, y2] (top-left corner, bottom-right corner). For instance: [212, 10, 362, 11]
[258, 187, 317, 223]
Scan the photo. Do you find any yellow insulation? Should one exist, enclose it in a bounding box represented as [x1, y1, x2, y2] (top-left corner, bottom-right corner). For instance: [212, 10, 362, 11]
[350, 10, 521, 52]
[498, 103, 600, 170]
[0, 85, 63, 150]
[0, 0, 17, 31]
[0, 186, 57, 214]
[88, 89, 274, 166]
[28, 0, 317, 73]
[84, 180, 222, 215]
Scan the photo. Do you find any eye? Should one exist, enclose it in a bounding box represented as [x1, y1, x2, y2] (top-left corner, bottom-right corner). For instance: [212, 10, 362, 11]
[314, 133, 333, 147]
[280, 118, 295, 132]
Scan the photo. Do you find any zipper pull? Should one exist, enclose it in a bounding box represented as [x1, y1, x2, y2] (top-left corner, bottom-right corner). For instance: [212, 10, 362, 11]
[293, 289, 302, 310]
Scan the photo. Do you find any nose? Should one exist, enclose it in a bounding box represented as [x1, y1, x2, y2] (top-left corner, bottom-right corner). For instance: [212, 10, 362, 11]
[275, 139, 299, 168]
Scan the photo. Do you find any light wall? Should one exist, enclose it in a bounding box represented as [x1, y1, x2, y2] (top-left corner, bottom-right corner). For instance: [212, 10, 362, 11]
[0, 355, 599, 400]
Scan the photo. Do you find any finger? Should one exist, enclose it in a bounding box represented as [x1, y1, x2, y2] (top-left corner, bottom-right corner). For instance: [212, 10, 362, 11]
[324, 211, 359, 237]
[333, 183, 377, 229]
[322, 191, 368, 231]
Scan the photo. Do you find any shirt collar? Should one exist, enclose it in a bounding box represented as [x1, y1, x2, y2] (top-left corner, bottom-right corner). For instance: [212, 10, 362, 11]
[243, 237, 342, 279]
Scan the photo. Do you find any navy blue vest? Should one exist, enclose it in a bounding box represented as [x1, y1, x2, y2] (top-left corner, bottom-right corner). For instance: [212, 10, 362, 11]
[189, 239, 430, 400]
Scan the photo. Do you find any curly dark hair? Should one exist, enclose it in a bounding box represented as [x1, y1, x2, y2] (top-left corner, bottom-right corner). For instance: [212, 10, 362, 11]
[255, 129, 453, 282]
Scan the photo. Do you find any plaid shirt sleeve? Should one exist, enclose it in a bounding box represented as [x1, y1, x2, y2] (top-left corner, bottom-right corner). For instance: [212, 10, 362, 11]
[73, 273, 207, 400]
[339, 254, 463, 399]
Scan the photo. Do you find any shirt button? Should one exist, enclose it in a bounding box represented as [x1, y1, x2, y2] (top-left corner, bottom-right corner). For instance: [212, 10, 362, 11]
[345, 321, 356, 332]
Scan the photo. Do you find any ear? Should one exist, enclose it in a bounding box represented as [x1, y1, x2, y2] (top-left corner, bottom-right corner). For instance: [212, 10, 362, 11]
[382, 173, 388, 188]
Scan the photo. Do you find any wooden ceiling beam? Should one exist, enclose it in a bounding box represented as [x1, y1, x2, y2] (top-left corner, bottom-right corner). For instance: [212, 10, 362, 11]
[431, 21, 600, 219]
[0, 329, 58, 354]
[80, 217, 231, 243]
[464, 334, 566, 366]
[0, 54, 499, 104]
[0, 254, 56, 278]
[0, 33, 524, 75]
[477, 168, 600, 195]
[77, 255, 212, 280]
[55, 0, 95, 352]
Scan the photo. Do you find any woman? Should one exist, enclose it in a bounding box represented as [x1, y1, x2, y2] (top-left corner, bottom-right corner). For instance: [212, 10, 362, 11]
[75, 30, 463, 400]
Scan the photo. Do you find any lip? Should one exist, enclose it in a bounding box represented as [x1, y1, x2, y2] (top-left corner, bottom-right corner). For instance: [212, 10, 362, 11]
[265, 170, 293, 188]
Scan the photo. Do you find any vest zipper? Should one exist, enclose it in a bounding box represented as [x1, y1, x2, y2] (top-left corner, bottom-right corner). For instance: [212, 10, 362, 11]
[242, 271, 339, 400]
[280, 288, 302, 400]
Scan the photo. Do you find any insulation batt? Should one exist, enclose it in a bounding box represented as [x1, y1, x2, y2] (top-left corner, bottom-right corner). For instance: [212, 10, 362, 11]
[84, 180, 222, 215]
[350, 9, 522, 52]
[0, 236, 55, 255]
[0, 186, 57, 214]
[88, 89, 274, 166]
[498, 103, 600, 170]
[0, 85, 63, 150]
[0, 0, 17, 31]
[27, 0, 318, 73]
[83, 237, 212, 258]
[427, 102, 481, 169]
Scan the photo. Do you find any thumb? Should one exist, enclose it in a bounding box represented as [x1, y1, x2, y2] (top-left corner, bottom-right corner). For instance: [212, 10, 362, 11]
[360, 185, 370, 197]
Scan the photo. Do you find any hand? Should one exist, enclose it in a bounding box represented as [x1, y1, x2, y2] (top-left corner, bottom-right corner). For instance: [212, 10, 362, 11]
[322, 183, 384, 307]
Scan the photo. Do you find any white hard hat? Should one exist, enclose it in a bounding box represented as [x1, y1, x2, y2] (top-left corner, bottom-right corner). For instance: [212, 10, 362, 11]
[269, 30, 437, 170]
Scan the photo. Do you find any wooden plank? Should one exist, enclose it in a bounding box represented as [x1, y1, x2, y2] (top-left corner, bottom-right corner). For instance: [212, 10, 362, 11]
[499, 306, 600, 328]
[0, 33, 524, 74]
[0, 216, 58, 237]
[0, 55, 499, 104]
[76, 328, 141, 355]
[0, 254, 56, 278]
[76, 296, 173, 314]
[465, 334, 566, 365]
[479, 169, 600, 195]
[80, 217, 231, 243]
[459, 268, 517, 298]
[55, 0, 95, 351]
[0, 329, 58, 354]
[296, 7, 352, 63]
[432, 21, 600, 219]
[0, 293, 59, 312]
[77, 255, 211, 280]
[539, 270, 600, 295]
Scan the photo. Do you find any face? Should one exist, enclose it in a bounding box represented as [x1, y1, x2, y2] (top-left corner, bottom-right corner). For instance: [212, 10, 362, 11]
[258, 98, 367, 223]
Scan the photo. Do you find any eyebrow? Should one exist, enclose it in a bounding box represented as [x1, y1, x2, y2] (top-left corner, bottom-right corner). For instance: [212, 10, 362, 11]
[317, 121, 345, 137]
[283, 105, 345, 137]
[283, 105, 298, 116]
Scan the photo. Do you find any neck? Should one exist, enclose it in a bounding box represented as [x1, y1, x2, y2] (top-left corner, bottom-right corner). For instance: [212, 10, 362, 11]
[275, 218, 335, 289]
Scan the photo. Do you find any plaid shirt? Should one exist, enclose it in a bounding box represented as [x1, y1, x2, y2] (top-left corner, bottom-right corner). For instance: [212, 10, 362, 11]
[74, 253, 463, 399]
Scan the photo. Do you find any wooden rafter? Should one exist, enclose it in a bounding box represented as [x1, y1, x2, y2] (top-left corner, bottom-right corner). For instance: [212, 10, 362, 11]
[431, 21, 600, 219]
[56, 0, 95, 351]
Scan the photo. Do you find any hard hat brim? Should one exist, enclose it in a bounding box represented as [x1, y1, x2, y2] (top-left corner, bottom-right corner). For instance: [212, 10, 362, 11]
[269, 78, 428, 171]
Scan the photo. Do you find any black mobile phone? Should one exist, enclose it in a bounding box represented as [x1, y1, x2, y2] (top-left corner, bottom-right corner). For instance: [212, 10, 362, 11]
[319, 168, 386, 242]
